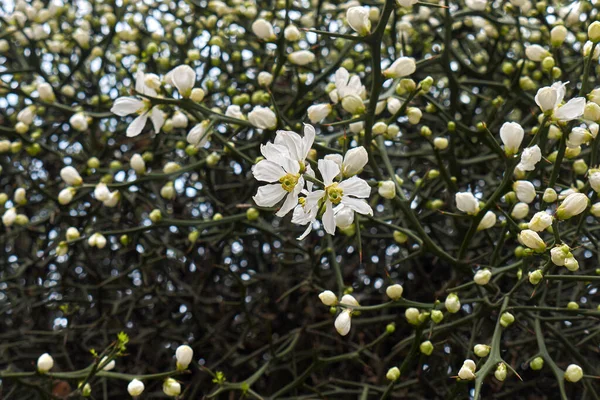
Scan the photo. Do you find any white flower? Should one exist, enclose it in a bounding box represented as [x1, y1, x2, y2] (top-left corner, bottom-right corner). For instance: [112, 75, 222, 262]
[474, 269, 492, 285]
[529, 211, 553, 232]
[128, 379, 145, 396]
[258, 71, 274, 87]
[305, 159, 372, 235]
[334, 68, 365, 114]
[518, 229, 546, 251]
[583, 41, 600, 60]
[477, 211, 496, 231]
[556, 192, 589, 219]
[335, 294, 358, 336]
[70, 112, 88, 132]
[499, 122, 524, 155]
[513, 180, 536, 203]
[130, 154, 146, 174]
[567, 127, 592, 148]
[110, 71, 165, 137]
[37, 353, 54, 373]
[284, 25, 301, 41]
[386, 284, 404, 300]
[516, 145, 542, 172]
[319, 290, 337, 306]
[445, 293, 461, 313]
[307, 103, 332, 123]
[387, 97, 402, 115]
[455, 192, 480, 215]
[225, 105, 245, 120]
[288, 50, 315, 66]
[334, 205, 355, 229]
[465, 0, 487, 10]
[175, 345, 193, 370]
[274, 124, 315, 167]
[144, 73, 161, 90]
[100, 356, 115, 371]
[589, 169, 600, 192]
[564, 364, 583, 383]
[187, 121, 211, 147]
[346, 6, 371, 35]
[60, 166, 82, 186]
[535, 82, 585, 121]
[525, 44, 551, 61]
[103, 190, 120, 207]
[165, 65, 196, 97]
[458, 359, 476, 380]
[378, 180, 396, 199]
[2, 207, 17, 226]
[291, 184, 319, 240]
[252, 143, 304, 217]
[383, 57, 416, 78]
[249, 106, 277, 129]
[163, 378, 181, 397]
[252, 18, 276, 40]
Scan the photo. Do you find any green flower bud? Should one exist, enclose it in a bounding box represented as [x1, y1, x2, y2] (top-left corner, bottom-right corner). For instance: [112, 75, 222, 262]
[420, 340, 434, 356]
[530, 356, 544, 370]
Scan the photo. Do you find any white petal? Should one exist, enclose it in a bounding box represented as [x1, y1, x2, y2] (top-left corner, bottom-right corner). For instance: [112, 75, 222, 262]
[126, 113, 148, 137]
[341, 196, 373, 216]
[252, 160, 284, 182]
[318, 159, 341, 185]
[275, 130, 303, 161]
[302, 124, 316, 159]
[276, 189, 300, 217]
[149, 107, 164, 133]
[338, 176, 371, 198]
[111, 97, 144, 116]
[261, 142, 290, 164]
[322, 200, 336, 234]
[297, 224, 313, 240]
[253, 184, 287, 207]
[555, 97, 585, 121]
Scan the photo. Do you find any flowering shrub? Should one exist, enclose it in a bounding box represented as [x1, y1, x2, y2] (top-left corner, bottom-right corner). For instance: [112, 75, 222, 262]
[1, 0, 600, 398]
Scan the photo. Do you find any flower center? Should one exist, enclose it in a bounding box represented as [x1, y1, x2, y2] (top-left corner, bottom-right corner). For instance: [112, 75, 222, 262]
[326, 183, 343, 205]
[279, 173, 300, 193]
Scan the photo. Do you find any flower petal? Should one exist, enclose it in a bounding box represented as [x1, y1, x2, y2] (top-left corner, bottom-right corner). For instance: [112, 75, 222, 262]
[253, 184, 287, 207]
[126, 113, 148, 137]
[338, 176, 371, 198]
[318, 159, 341, 185]
[275, 130, 303, 161]
[150, 107, 165, 133]
[252, 160, 284, 182]
[555, 97, 585, 121]
[340, 196, 373, 216]
[334, 310, 352, 336]
[322, 200, 336, 234]
[111, 97, 144, 116]
[276, 186, 301, 217]
[302, 124, 316, 159]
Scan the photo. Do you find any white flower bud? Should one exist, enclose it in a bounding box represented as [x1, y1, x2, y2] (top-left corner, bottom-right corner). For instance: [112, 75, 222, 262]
[551, 245, 570, 266]
[473, 344, 491, 357]
[397, 0, 418, 6]
[495, 363, 507, 381]
[405, 307, 420, 324]
[458, 359, 476, 380]
[334, 310, 352, 336]
[103, 190, 120, 207]
[477, 211, 496, 231]
[378, 181, 396, 199]
[257, 71, 274, 87]
[445, 293, 461, 313]
[583, 41, 600, 60]
[163, 162, 181, 174]
[14, 188, 26, 205]
[171, 111, 188, 128]
[556, 193, 589, 219]
[589, 21, 600, 43]
[58, 187, 75, 205]
[190, 88, 205, 102]
[346, 6, 371, 36]
[386, 367, 401, 381]
[342, 146, 369, 177]
[434, 137, 449, 150]
[2, 207, 17, 227]
[518, 229, 546, 252]
[591, 202, 600, 217]
[517, 145, 542, 172]
[17, 106, 35, 125]
[386, 284, 404, 300]
[66, 227, 80, 241]
[474, 269, 492, 285]
[37, 353, 54, 373]
[307, 103, 332, 123]
[60, 166, 83, 186]
[551, 25, 567, 46]
[284, 24, 301, 41]
[318, 290, 337, 306]
[564, 364, 583, 383]
[288, 50, 315, 66]
[455, 192, 480, 215]
[176, 345, 193, 370]
[144, 73, 161, 90]
[38, 82, 55, 102]
[564, 256, 579, 272]
[100, 356, 115, 371]
[465, 0, 486, 11]
[128, 379, 145, 396]
[511, 202, 529, 219]
[406, 107, 422, 124]
[69, 113, 88, 132]
[334, 206, 355, 229]
[528, 269, 543, 285]
[499, 122, 524, 155]
[387, 97, 402, 115]
[94, 183, 110, 202]
[166, 65, 196, 97]
[248, 106, 277, 130]
[341, 94, 365, 114]
[513, 180, 536, 203]
[525, 44, 550, 62]
[383, 57, 416, 78]
[88, 233, 107, 249]
[584, 102, 600, 122]
[252, 19, 276, 40]
[130, 154, 146, 174]
[528, 211, 553, 232]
